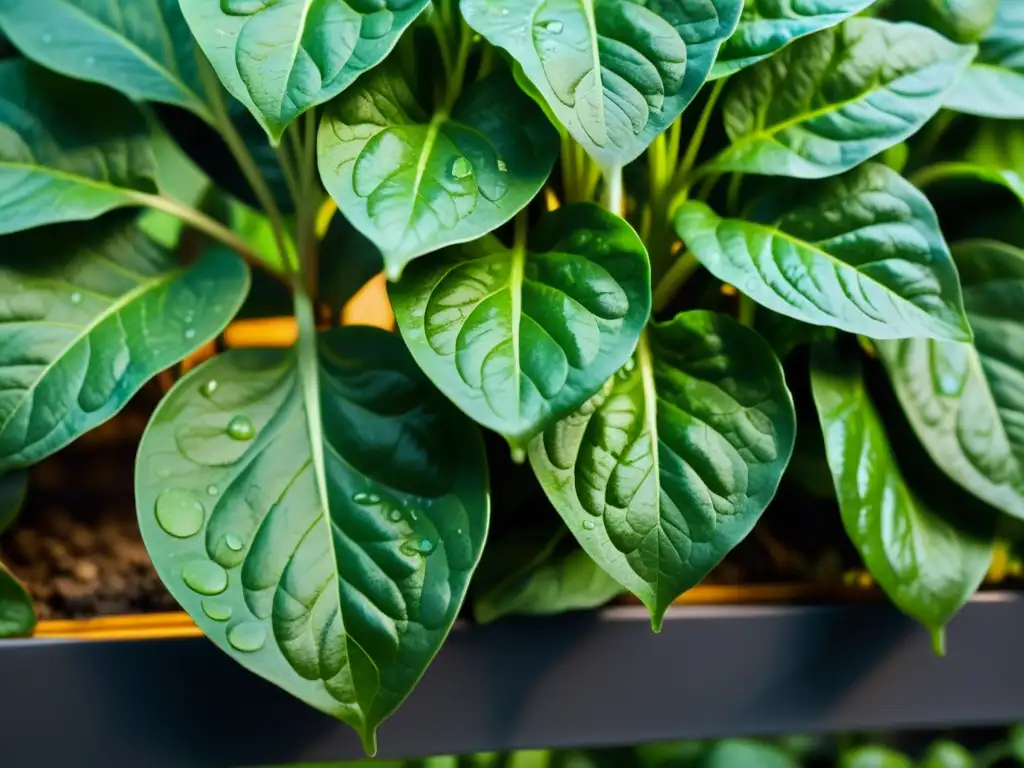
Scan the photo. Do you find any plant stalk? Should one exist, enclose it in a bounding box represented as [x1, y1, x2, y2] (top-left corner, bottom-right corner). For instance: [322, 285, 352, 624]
[602, 164, 624, 216]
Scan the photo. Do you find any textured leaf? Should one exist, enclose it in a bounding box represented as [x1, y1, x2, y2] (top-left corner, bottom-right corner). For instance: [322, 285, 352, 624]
[319, 68, 559, 279]
[878, 241, 1024, 519]
[712, 19, 976, 178]
[675, 163, 972, 340]
[0, 0, 211, 122]
[529, 312, 795, 627]
[0, 59, 156, 234]
[890, 0, 998, 43]
[179, 0, 430, 141]
[0, 217, 250, 471]
[461, 0, 743, 169]
[810, 345, 994, 637]
[944, 0, 1024, 118]
[710, 0, 874, 79]
[390, 205, 650, 447]
[136, 324, 489, 754]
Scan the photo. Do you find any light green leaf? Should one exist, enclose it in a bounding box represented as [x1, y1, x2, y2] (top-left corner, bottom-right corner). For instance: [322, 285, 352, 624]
[840, 746, 914, 768]
[0, 0, 212, 122]
[944, 0, 1024, 118]
[179, 0, 430, 141]
[878, 241, 1024, 519]
[390, 204, 651, 448]
[920, 740, 975, 768]
[461, 0, 744, 169]
[675, 163, 972, 340]
[710, 0, 875, 79]
[704, 740, 800, 768]
[529, 312, 795, 628]
[0, 217, 250, 471]
[0, 59, 156, 235]
[913, 161, 1024, 205]
[890, 0, 998, 43]
[318, 68, 559, 279]
[711, 19, 976, 178]
[135, 323, 489, 755]
[967, 119, 1024, 174]
[810, 344, 994, 640]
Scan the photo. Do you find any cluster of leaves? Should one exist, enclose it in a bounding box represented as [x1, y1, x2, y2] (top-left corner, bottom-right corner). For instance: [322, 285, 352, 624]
[0, 0, 1022, 754]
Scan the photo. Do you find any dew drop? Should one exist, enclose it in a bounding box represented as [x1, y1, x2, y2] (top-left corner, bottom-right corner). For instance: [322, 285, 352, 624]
[388, 509, 403, 523]
[352, 491, 381, 506]
[541, 20, 563, 33]
[450, 157, 473, 180]
[181, 560, 228, 596]
[70, 292, 82, 305]
[207, 484, 219, 496]
[226, 415, 255, 441]
[401, 538, 436, 557]
[227, 622, 267, 653]
[202, 599, 232, 622]
[200, 380, 218, 398]
[497, 158, 508, 173]
[155, 489, 205, 538]
[184, 328, 196, 340]
[225, 534, 244, 552]
[570, 231, 593, 249]
[220, 0, 271, 16]
[582, 520, 596, 531]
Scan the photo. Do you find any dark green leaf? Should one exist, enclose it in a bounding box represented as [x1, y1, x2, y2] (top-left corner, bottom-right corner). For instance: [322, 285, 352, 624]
[135, 323, 489, 754]
[390, 204, 650, 448]
[878, 241, 1024, 519]
[461, 0, 743, 169]
[889, 0, 998, 43]
[944, 0, 1024, 118]
[0, 59, 156, 234]
[0, 470, 28, 534]
[675, 164, 972, 340]
[712, 19, 976, 178]
[318, 213, 383, 318]
[914, 162, 1024, 205]
[179, 0, 430, 141]
[319, 68, 559, 279]
[0, 217, 250, 471]
[710, 0, 874, 79]
[0, 0, 212, 122]
[810, 344, 994, 639]
[0, 564, 34, 637]
[530, 312, 795, 628]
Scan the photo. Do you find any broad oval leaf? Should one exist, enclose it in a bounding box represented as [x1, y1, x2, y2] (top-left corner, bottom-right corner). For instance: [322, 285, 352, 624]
[136, 325, 489, 754]
[461, 0, 743, 169]
[914, 162, 1024, 206]
[179, 0, 430, 141]
[712, 19, 976, 178]
[944, 0, 1024, 118]
[0, 218, 250, 471]
[0, 0, 212, 123]
[319, 68, 559, 279]
[710, 0, 874, 80]
[390, 204, 651, 448]
[810, 345, 994, 641]
[890, 0, 998, 44]
[878, 241, 1024, 519]
[529, 312, 796, 628]
[0, 59, 156, 235]
[675, 163, 972, 340]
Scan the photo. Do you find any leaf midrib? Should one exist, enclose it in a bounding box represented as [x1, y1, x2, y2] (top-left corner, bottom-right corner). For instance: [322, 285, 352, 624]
[0, 160, 143, 202]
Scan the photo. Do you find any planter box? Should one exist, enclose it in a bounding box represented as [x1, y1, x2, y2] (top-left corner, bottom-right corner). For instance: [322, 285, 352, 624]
[4, 590, 1024, 767]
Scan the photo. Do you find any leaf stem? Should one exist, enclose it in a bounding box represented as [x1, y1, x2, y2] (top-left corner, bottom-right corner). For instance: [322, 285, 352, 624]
[726, 173, 744, 216]
[908, 161, 975, 190]
[298, 110, 320, 296]
[602, 164, 624, 216]
[673, 78, 727, 190]
[652, 251, 699, 313]
[738, 294, 757, 328]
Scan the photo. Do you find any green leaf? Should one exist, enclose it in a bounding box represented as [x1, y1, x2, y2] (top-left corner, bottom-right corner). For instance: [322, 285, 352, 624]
[889, 0, 998, 43]
[711, 19, 976, 178]
[0, 470, 28, 534]
[318, 212, 383, 318]
[710, 0, 874, 79]
[529, 312, 795, 628]
[0, 0, 212, 123]
[0, 217, 250, 471]
[944, 0, 1024, 118]
[703, 740, 800, 768]
[920, 740, 975, 768]
[913, 162, 1024, 205]
[0, 59, 156, 234]
[135, 322, 489, 755]
[877, 241, 1024, 519]
[967, 120, 1024, 174]
[318, 68, 559, 279]
[390, 204, 650, 448]
[461, 0, 743, 169]
[179, 0, 430, 141]
[675, 163, 972, 341]
[0, 563, 34, 637]
[840, 746, 914, 768]
[810, 344, 994, 639]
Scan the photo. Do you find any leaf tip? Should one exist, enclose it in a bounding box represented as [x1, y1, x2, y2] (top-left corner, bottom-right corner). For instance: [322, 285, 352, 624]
[930, 626, 947, 657]
[649, 605, 668, 634]
[359, 726, 379, 757]
[385, 261, 405, 283]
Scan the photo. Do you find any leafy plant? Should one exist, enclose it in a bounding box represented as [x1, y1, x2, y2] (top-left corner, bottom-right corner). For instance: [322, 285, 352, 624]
[0, 0, 1020, 754]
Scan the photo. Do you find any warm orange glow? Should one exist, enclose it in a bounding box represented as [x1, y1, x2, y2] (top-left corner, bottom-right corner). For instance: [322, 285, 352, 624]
[545, 187, 561, 212]
[342, 272, 394, 330]
[223, 317, 298, 348]
[720, 284, 738, 297]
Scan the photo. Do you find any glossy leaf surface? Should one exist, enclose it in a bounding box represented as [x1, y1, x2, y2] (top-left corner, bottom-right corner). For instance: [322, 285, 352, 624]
[712, 19, 976, 178]
[811, 345, 994, 637]
[390, 204, 651, 447]
[0, 218, 249, 471]
[179, 0, 430, 141]
[944, 0, 1024, 118]
[0, 470, 33, 638]
[0, 59, 156, 234]
[878, 241, 1024, 519]
[136, 325, 489, 754]
[0, 0, 211, 122]
[530, 312, 795, 627]
[710, 0, 874, 79]
[675, 164, 972, 340]
[319, 69, 559, 278]
[461, 0, 743, 169]
[890, 0, 998, 43]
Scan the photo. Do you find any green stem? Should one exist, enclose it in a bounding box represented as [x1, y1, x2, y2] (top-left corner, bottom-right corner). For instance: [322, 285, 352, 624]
[738, 294, 756, 328]
[429, 6, 454, 81]
[298, 110, 320, 295]
[652, 251, 699, 313]
[603, 164, 624, 215]
[673, 78, 727, 189]
[726, 173, 744, 216]
[914, 109, 956, 166]
[666, 114, 683, 173]
[909, 161, 977, 189]
[441, 15, 474, 113]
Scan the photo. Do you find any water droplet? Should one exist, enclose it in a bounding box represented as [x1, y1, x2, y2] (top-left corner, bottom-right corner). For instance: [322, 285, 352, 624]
[227, 622, 266, 653]
[220, 0, 271, 16]
[352, 491, 381, 506]
[570, 231, 593, 250]
[582, 520, 596, 531]
[409, 510, 418, 522]
[184, 328, 196, 340]
[451, 157, 473, 180]
[542, 20, 563, 33]
[207, 485, 219, 496]
[226, 415, 255, 441]
[624, 357, 636, 372]
[182, 560, 228, 595]
[388, 509, 403, 523]
[155, 489, 205, 538]
[457, 528, 463, 534]
[200, 380, 218, 398]
[85, 56, 96, 67]
[401, 538, 436, 557]
[225, 534, 244, 552]
[497, 158, 508, 173]
[70, 292, 82, 304]
[41, 33, 53, 43]
[202, 600, 232, 622]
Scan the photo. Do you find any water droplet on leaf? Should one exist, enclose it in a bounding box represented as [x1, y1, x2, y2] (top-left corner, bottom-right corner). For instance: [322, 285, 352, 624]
[451, 157, 473, 180]
[227, 622, 266, 652]
[352, 491, 381, 506]
[182, 560, 228, 595]
[70, 292, 81, 304]
[200, 380, 218, 398]
[207, 485, 219, 496]
[155, 489, 205, 538]
[388, 509, 403, 523]
[582, 520, 596, 531]
[401, 538, 436, 557]
[497, 158, 508, 173]
[226, 415, 255, 441]
[542, 20, 563, 33]
[184, 328, 196, 340]
[202, 600, 232, 622]
[225, 534, 244, 552]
